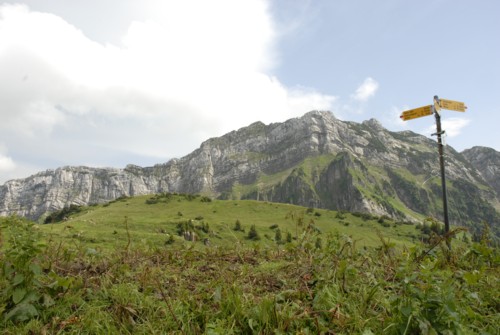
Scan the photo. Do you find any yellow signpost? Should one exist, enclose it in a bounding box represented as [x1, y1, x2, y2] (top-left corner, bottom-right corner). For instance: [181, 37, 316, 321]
[439, 98, 467, 112]
[400, 95, 467, 251]
[400, 105, 433, 121]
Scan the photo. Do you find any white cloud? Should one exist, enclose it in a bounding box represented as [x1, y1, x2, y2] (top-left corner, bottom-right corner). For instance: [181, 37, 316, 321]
[0, 2, 335, 183]
[0, 154, 15, 173]
[351, 77, 379, 101]
[425, 117, 470, 138]
[385, 105, 411, 128]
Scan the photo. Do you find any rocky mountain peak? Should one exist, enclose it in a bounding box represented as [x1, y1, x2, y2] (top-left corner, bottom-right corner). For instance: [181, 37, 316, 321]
[462, 146, 500, 197]
[1, 111, 499, 242]
[362, 118, 384, 131]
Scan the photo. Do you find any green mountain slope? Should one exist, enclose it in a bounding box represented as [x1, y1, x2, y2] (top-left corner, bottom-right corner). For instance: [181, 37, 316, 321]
[37, 193, 426, 251]
[2, 111, 499, 243]
[225, 151, 500, 243]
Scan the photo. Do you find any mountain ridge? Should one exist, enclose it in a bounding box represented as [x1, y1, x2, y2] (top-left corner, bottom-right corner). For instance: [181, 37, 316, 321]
[1, 111, 499, 240]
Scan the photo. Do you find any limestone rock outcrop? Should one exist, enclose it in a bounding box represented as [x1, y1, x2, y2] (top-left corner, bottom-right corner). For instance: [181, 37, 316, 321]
[1, 111, 499, 237]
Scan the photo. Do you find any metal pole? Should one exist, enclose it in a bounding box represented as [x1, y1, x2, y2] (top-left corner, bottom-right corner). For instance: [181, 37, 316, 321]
[433, 95, 451, 250]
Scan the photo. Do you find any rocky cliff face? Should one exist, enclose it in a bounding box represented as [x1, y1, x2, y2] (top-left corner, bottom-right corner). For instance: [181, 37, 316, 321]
[462, 146, 500, 198]
[1, 111, 499, 237]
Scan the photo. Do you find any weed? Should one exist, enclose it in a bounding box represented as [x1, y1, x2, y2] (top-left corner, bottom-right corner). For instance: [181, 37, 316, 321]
[0, 196, 498, 333]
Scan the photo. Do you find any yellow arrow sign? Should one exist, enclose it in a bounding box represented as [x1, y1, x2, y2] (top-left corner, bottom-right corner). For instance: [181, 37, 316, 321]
[400, 105, 433, 121]
[439, 98, 467, 112]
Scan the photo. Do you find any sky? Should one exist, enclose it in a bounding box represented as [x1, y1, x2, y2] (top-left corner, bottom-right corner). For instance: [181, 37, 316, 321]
[1, 0, 499, 184]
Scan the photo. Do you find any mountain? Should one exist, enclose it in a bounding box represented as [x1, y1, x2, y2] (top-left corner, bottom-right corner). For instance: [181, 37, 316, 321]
[462, 146, 500, 201]
[1, 111, 499, 239]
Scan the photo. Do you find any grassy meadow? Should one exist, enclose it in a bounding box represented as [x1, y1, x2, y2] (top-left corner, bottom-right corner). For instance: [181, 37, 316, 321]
[38, 193, 421, 252]
[1, 194, 499, 334]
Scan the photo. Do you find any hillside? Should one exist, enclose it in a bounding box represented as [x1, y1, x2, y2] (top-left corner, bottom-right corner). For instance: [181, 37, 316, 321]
[1, 111, 499, 241]
[0, 196, 498, 333]
[35, 193, 425, 251]
[462, 146, 500, 202]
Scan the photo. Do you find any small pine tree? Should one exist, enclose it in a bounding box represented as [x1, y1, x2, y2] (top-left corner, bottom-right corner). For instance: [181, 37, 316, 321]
[247, 225, 260, 240]
[274, 228, 282, 243]
[286, 231, 292, 243]
[234, 219, 242, 231]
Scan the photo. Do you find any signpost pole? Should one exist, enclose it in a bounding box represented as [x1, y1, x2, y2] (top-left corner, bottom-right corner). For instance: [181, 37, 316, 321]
[433, 95, 451, 250]
[401, 95, 466, 251]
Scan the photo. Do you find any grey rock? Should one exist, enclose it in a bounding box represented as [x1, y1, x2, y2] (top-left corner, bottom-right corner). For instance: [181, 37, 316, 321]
[462, 146, 500, 197]
[1, 111, 499, 233]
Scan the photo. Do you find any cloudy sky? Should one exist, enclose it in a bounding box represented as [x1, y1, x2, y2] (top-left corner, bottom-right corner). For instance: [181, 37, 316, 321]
[1, 0, 499, 184]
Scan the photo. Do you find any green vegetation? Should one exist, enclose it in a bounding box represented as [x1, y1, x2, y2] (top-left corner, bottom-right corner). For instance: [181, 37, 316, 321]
[32, 194, 421, 250]
[217, 151, 500, 246]
[44, 204, 84, 224]
[246, 225, 260, 241]
[1, 195, 499, 333]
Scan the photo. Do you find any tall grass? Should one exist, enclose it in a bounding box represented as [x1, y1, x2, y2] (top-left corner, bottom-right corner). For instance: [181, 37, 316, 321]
[1, 213, 499, 334]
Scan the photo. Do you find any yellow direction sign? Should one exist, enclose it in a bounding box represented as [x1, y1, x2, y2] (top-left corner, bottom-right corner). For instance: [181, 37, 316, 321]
[439, 98, 467, 112]
[400, 105, 433, 121]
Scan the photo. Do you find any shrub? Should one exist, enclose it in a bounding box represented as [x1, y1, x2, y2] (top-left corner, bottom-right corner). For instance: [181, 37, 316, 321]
[274, 228, 282, 243]
[352, 212, 375, 221]
[247, 225, 260, 241]
[335, 211, 346, 220]
[1, 217, 69, 322]
[196, 222, 210, 233]
[145, 198, 159, 205]
[185, 194, 197, 201]
[44, 204, 83, 224]
[176, 220, 195, 236]
[165, 234, 175, 245]
[234, 220, 243, 231]
[200, 196, 212, 203]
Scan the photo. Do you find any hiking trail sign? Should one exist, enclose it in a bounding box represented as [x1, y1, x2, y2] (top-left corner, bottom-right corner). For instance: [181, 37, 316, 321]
[400, 95, 467, 250]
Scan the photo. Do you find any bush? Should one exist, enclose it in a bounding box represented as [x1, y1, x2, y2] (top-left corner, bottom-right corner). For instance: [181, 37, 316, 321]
[44, 204, 83, 223]
[1, 217, 69, 322]
[352, 212, 375, 221]
[335, 211, 346, 220]
[184, 194, 198, 201]
[247, 225, 260, 241]
[165, 234, 175, 245]
[145, 198, 159, 205]
[234, 220, 243, 231]
[200, 196, 212, 203]
[274, 228, 282, 243]
[176, 220, 195, 235]
[196, 222, 210, 234]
